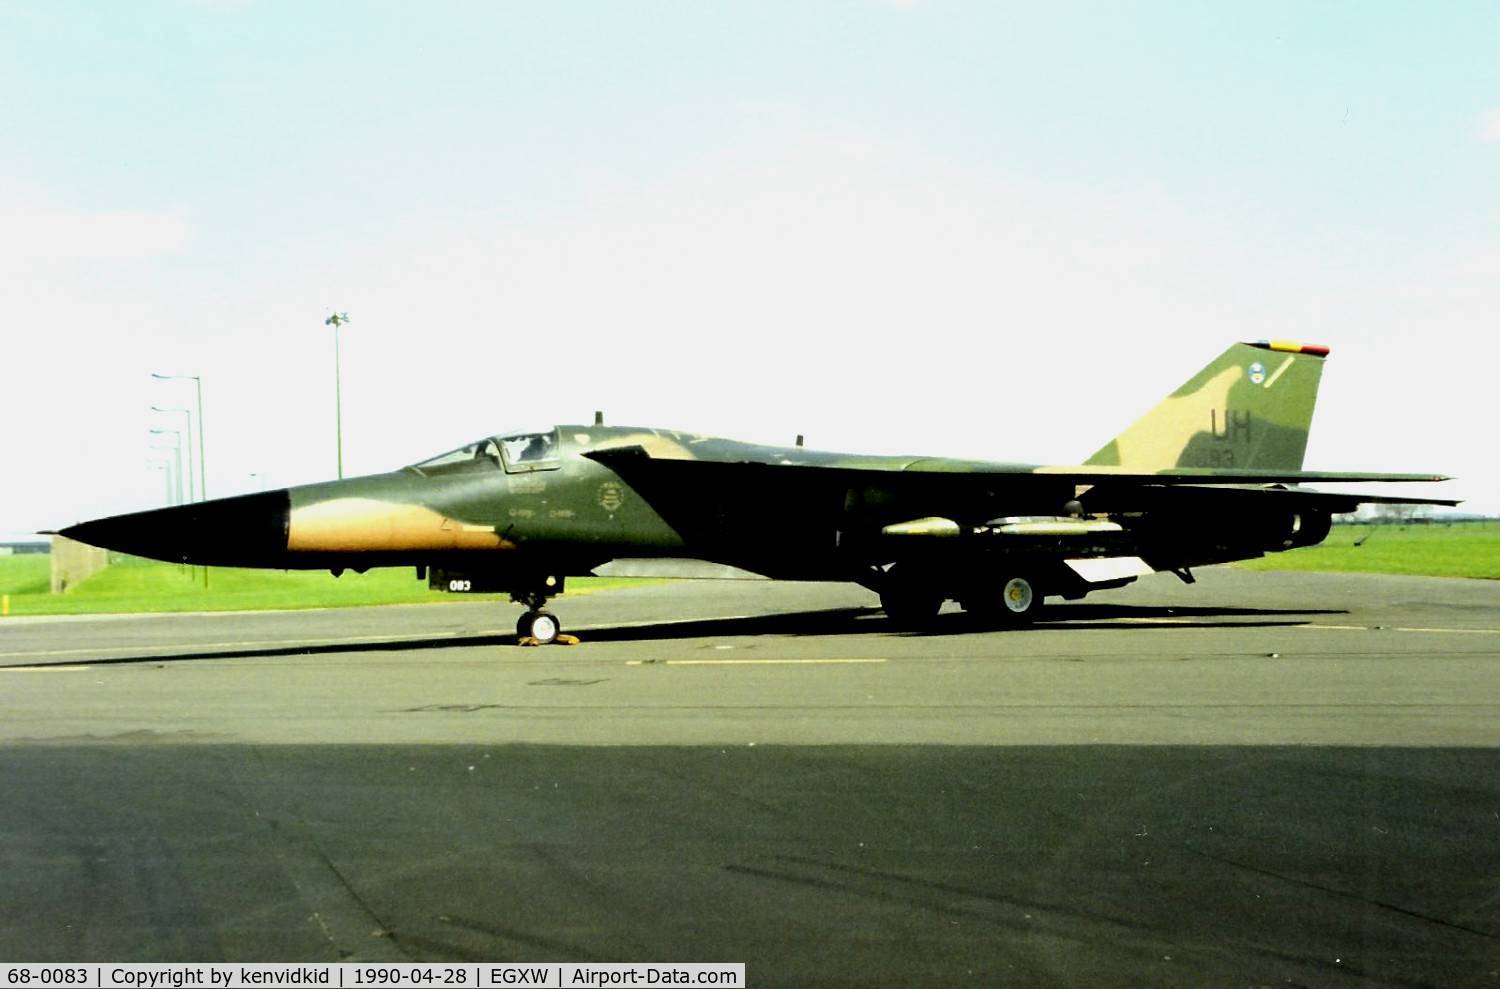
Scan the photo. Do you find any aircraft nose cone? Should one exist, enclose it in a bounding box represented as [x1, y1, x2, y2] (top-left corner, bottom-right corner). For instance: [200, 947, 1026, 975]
[59, 490, 291, 566]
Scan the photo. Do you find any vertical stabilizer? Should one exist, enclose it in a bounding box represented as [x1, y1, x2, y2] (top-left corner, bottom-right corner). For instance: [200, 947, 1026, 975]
[1086, 341, 1328, 471]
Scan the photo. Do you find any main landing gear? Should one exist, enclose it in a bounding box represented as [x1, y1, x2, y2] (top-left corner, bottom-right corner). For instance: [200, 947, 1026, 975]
[878, 564, 1046, 629]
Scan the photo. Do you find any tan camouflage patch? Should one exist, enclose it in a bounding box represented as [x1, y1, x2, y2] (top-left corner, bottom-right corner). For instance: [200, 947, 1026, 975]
[1108, 365, 1242, 471]
[599, 431, 702, 460]
[288, 498, 514, 552]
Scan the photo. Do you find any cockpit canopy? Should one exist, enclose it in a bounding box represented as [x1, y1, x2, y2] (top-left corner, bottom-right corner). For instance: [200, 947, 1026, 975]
[411, 428, 560, 475]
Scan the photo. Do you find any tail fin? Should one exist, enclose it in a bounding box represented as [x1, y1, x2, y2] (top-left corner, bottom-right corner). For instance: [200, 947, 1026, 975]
[1086, 341, 1328, 471]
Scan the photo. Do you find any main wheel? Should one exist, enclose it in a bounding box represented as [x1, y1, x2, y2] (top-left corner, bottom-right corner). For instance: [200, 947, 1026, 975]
[879, 573, 944, 628]
[962, 575, 1043, 625]
[998, 576, 1039, 621]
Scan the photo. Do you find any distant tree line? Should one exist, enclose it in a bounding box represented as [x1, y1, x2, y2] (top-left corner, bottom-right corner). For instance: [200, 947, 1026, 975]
[1339, 505, 1494, 525]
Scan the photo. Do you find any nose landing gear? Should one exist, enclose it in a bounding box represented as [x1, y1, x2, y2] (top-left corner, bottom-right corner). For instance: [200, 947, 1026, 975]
[515, 603, 562, 645]
[428, 567, 579, 646]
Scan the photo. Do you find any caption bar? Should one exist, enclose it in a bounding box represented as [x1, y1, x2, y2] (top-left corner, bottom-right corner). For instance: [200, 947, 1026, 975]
[0, 965, 745, 989]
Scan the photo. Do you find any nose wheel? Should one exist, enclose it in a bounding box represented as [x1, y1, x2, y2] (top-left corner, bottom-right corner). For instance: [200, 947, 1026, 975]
[516, 609, 561, 645]
[510, 580, 575, 645]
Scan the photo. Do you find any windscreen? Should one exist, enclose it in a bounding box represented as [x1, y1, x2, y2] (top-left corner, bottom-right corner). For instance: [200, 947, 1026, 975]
[412, 438, 501, 472]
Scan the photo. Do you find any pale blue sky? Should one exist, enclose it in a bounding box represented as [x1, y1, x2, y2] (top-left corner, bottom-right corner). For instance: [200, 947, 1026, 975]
[2, 1, 1496, 533]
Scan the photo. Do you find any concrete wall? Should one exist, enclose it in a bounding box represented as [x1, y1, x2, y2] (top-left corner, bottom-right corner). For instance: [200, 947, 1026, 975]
[50, 535, 109, 593]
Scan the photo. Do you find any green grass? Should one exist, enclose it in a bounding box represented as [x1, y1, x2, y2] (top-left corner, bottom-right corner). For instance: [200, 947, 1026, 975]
[1236, 521, 1500, 579]
[0, 554, 652, 616]
[0, 555, 51, 596]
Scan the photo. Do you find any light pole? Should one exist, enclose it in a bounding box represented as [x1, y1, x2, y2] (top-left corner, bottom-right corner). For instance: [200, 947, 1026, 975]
[147, 459, 171, 506]
[148, 440, 185, 576]
[149, 428, 184, 506]
[325, 312, 351, 479]
[150, 373, 209, 588]
[151, 406, 195, 502]
[151, 373, 206, 501]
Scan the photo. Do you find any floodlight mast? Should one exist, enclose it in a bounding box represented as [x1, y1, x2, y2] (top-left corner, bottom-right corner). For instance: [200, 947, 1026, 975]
[151, 406, 195, 502]
[151, 372, 210, 589]
[151, 373, 206, 501]
[146, 459, 172, 506]
[148, 428, 184, 506]
[324, 312, 351, 479]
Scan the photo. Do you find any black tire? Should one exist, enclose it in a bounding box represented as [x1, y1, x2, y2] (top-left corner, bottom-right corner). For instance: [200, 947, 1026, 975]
[997, 575, 1042, 623]
[962, 575, 1043, 625]
[880, 580, 944, 628]
[516, 612, 536, 640]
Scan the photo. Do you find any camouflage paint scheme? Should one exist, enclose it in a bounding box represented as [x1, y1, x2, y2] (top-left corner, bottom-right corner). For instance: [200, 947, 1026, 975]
[61, 342, 1454, 627]
[1086, 338, 1324, 471]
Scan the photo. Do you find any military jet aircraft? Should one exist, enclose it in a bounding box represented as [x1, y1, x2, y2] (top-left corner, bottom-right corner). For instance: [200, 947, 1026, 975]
[59, 341, 1454, 644]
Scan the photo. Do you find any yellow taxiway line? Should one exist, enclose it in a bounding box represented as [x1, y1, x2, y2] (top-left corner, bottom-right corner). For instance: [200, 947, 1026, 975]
[1300, 624, 1500, 635]
[626, 658, 887, 667]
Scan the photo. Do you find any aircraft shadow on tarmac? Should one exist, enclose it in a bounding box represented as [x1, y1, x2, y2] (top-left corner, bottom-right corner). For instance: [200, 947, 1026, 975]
[570, 602, 1349, 643]
[56, 601, 1350, 666]
[904, 606, 1350, 638]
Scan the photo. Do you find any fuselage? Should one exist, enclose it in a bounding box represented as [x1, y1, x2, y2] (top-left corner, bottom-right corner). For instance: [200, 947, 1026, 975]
[63, 425, 947, 580]
[58, 423, 1339, 594]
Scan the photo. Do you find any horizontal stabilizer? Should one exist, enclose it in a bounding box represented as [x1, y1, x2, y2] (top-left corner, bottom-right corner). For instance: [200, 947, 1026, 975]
[1079, 482, 1461, 515]
[1046, 467, 1452, 484]
[1305, 492, 1462, 507]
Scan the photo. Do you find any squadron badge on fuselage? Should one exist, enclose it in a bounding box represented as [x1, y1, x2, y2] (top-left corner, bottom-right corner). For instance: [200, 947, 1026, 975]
[597, 481, 625, 513]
